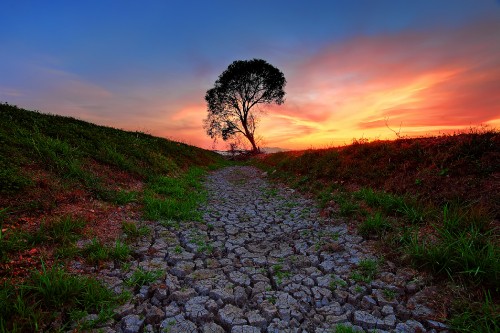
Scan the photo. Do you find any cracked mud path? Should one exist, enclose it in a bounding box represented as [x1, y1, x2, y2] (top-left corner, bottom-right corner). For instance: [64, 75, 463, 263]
[102, 166, 448, 333]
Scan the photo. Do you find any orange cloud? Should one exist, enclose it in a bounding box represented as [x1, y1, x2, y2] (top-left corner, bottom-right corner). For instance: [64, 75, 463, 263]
[254, 19, 500, 149]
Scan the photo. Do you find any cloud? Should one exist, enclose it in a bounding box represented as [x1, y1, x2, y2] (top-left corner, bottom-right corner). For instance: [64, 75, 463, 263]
[263, 18, 500, 148]
[159, 19, 500, 150]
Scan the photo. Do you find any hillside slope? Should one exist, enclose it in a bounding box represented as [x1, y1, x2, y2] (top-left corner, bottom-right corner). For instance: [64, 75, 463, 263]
[0, 103, 227, 331]
[0, 104, 219, 210]
[0, 103, 222, 273]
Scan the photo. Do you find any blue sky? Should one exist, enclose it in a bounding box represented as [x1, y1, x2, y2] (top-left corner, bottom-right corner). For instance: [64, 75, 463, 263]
[1, 1, 499, 149]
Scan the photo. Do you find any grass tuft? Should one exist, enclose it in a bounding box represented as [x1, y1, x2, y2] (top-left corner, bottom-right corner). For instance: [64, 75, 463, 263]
[143, 167, 206, 221]
[0, 264, 117, 332]
[358, 212, 392, 238]
[125, 267, 163, 288]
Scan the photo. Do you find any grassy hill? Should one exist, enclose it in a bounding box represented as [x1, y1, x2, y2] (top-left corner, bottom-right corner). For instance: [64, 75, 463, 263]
[0, 103, 224, 331]
[256, 131, 499, 331]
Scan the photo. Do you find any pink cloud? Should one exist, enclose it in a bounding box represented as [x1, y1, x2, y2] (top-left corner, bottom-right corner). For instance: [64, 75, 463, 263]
[264, 18, 500, 148]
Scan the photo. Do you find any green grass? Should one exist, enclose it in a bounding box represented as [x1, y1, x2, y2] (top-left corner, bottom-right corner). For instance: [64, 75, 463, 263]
[350, 259, 378, 283]
[332, 192, 361, 217]
[143, 166, 206, 221]
[122, 221, 151, 239]
[354, 187, 406, 214]
[0, 264, 118, 332]
[0, 215, 86, 262]
[81, 238, 132, 264]
[0, 163, 33, 194]
[110, 189, 138, 205]
[46, 215, 87, 244]
[81, 238, 111, 264]
[125, 267, 163, 288]
[358, 212, 392, 238]
[449, 291, 500, 333]
[330, 323, 357, 332]
[404, 219, 499, 288]
[355, 187, 428, 223]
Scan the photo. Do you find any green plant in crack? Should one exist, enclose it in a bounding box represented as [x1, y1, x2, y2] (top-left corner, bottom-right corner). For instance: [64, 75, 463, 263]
[329, 277, 348, 291]
[163, 319, 177, 333]
[354, 285, 364, 294]
[350, 259, 378, 283]
[383, 289, 396, 300]
[318, 230, 340, 241]
[315, 240, 325, 251]
[267, 295, 277, 305]
[197, 243, 214, 255]
[125, 268, 163, 288]
[160, 219, 180, 230]
[301, 229, 312, 237]
[284, 201, 298, 209]
[330, 324, 357, 333]
[173, 245, 183, 254]
[264, 187, 278, 197]
[189, 232, 213, 254]
[272, 264, 292, 285]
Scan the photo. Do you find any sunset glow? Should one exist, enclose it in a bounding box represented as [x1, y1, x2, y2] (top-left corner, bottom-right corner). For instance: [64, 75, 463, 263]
[1, 1, 499, 150]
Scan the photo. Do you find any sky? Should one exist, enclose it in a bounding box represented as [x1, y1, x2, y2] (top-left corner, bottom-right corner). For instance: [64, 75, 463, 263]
[1, 0, 500, 150]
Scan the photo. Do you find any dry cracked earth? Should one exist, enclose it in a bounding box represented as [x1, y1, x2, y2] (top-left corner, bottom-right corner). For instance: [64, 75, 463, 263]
[88, 166, 449, 333]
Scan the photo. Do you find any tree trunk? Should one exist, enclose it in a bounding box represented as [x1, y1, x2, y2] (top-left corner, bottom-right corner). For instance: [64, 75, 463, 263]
[246, 133, 259, 153]
[242, 119, 259, 153]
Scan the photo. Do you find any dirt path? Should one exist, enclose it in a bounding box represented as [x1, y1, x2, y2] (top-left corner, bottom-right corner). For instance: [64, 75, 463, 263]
[97, 166, 447, 332]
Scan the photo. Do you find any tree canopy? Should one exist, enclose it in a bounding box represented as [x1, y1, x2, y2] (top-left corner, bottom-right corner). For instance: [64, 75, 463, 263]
[203, 59, 286, 152]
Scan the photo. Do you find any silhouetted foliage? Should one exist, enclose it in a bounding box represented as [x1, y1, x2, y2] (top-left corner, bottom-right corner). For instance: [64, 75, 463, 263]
[203, 59, 286, 152]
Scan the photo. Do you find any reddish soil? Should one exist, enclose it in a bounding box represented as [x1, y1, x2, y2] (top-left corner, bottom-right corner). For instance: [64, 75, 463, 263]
[0, 160, 144, 282]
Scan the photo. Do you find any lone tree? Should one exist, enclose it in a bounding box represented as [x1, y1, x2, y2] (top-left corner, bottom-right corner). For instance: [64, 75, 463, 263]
[203, 59, 286, 153]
